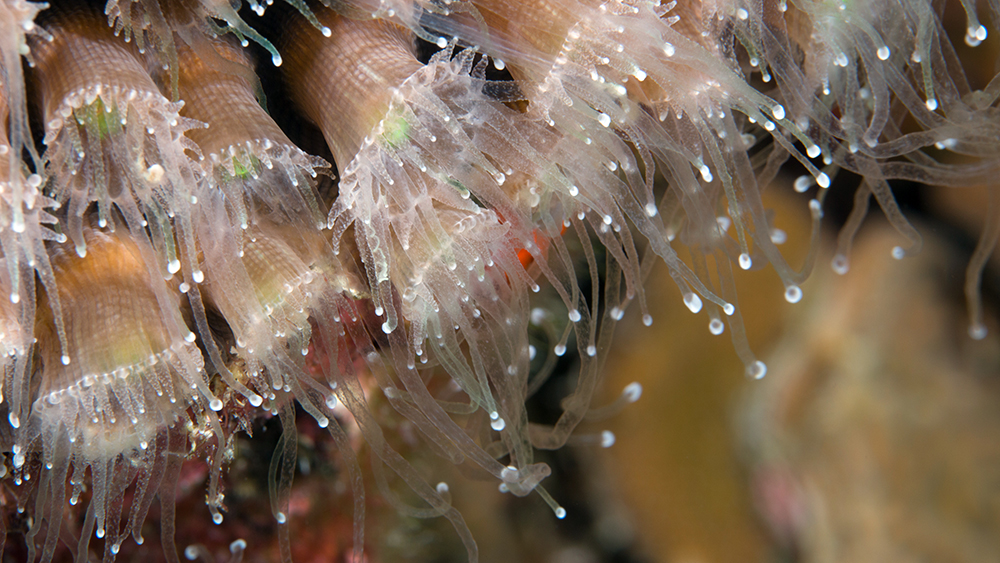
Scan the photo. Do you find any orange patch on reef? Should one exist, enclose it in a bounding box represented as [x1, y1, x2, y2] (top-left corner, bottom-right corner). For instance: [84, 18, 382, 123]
[515, 224, 567, 269]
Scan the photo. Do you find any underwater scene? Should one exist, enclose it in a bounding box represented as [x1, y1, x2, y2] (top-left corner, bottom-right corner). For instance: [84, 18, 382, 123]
[0, 0, 998, 561]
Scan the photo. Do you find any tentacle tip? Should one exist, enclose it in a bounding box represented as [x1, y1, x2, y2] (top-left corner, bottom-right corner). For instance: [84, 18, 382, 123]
[709, 319, 725, 335]
[230, 539, 247, 554]
[601, 430, 616, 448]
[683, 292, 703, 313]
[969, 323, 988, 340]
[784, 285, 802, 304]
[832, 255, 850, 275]
[747, 360, 768, 380]
[623, 382, 642, 402]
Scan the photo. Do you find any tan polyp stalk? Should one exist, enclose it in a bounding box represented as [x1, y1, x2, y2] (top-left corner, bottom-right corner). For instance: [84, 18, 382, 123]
[31, 229, 215, 440]
[21, 227, 223, 557]
[281, 9, 422, 169]
[195, 216, 331, 415]
[30, 4, 205, 289]
[32, 7, 156, 138]
[176, 36, 291, 164]
[471, 0, 597, 63]
[173, 32, 326, 227]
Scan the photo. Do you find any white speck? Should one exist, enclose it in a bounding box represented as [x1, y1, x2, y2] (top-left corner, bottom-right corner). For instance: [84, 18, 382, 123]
[530, 308, 546, 325]
[969, 323, 988, 340]
[601, 430, 616, 448]
[784, 285, 802, 303]
[748, 360, 767, 379]
[501, 465, 519, 482]
[699, 164, 713, 182]
[739, 253, 752, 270]
[683, 292, 703, 313]
[144, 164, 164, 183]
[623, 382, 642, 402]
[831, 255, 849, 275]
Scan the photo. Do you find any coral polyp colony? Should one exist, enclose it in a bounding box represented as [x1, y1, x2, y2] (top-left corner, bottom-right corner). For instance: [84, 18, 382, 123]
[0, 0, 996, 561]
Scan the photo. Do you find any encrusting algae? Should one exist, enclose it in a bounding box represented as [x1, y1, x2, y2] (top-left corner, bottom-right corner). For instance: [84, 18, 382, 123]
[0, 0, 997, 561]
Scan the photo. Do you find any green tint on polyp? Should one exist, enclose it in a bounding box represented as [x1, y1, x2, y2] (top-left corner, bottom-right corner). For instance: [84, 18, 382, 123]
[17, 227, 223, 562]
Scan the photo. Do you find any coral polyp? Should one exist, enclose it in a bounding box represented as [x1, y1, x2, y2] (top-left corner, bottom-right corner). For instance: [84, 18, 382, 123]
[0, 0, 996, 561]
[30, 3, 203, 271]
[19, 226, 222, 561]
